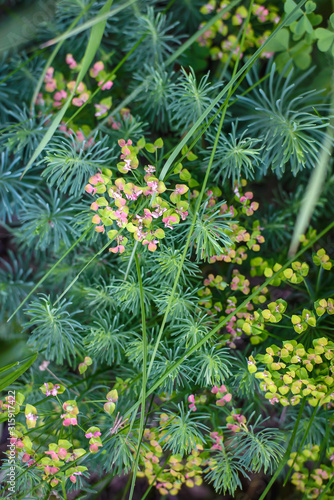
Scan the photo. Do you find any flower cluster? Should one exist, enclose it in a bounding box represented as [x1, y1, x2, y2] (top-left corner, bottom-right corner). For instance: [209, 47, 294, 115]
[0, 392, 25, 420]
[85, 137, 189, 253]
[208, 182, 264, 264]
[226, 412, 247, 433]
[39, 56, 113, 118]
[3, 380, 122, 491]
[198, 1, 280, 64]
[313, 248, 333, 270]
[248, 338, 334, 407]
[212, 384, 232, 406]
[196, 185, 268, 347]
[137, 421, 208, 496]
[9, 428, 89, 488]
[187, 393, 206, 412]
[289, 445, 334, 499]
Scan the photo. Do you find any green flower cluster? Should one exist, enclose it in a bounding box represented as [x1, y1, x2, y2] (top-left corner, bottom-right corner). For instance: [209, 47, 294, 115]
[289, 444, 334, 499]
[248, 337, 334, 407]
[138, 420, 208, 496]
[198, 1, 280, 64]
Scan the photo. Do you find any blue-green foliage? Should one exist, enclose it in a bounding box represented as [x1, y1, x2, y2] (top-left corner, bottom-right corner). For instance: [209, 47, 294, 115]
[25, 295, 83, 364]
[205, 123, 263, 182]
[42, 132, 116, 196]
[169, 67, 222, 132]
[0, 152, 38, 222]
[237, 63, 332, 176]
[15, 189, 77, 252]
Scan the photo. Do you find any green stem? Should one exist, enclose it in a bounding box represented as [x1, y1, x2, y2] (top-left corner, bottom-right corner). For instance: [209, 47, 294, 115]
[318, 476, 334, 500]
[95, 0, 242, 133]
[71, 34, 147, 128]
[61, 480, 68, 500]
[124, 220, 334, 420]
[124, 240, 139, 282]
[302, 277, 313, 300]
[258, 399, 306, 500]
[283, 403, 319, 486]
[7, 226, 92, 323]
[316, 267, 323, 296]
[146, 0, 254, 381]
[128, 253, 148, 500]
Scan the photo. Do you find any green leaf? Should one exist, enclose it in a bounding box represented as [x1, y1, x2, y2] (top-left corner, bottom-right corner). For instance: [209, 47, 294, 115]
[315, 28, 334, 53]
[180, 169, 191, 181]
[290, 40, 313, 69]
[294, 14, 313, 36]
[305, 1, 316, 13]
[331, 13, 334, 29]
[0, 354, 37, 392]
[187, 151, 198, 161]
[265, 28, 290, 52]
[284, 0, 303, 24]
[145, 143, 156, 153]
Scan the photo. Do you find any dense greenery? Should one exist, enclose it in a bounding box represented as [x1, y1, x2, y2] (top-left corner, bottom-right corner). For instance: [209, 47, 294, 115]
[0, 1, 333, 499]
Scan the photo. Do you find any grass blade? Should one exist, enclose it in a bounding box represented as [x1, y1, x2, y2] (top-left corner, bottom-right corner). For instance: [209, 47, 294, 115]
[128, 254, 148, 500]
[158, 0, 308, 181]
[7, 226, 92, 323]
[0, 353, 37, 392]
[289, 73, 334, 255]
[40, 0, 136, 49]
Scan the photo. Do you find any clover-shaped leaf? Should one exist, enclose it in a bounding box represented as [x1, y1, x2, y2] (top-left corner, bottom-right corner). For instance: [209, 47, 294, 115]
[284, 0, 304, 25]
[315, 27, 334, 56]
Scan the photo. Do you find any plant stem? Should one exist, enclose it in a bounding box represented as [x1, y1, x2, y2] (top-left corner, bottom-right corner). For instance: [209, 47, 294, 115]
[62, 480, 68, 500]
[258, 399, 306, 500]
[45, 367, 80, 397]
[316, 267, 323, 296]
[128, 253, 148, 500]
[146, 0, 254, 381]
[318, 476, 334, 500]
[124, 220, 334, 422]
[7, 226, 92, 322]
[283, 403, 319, 486]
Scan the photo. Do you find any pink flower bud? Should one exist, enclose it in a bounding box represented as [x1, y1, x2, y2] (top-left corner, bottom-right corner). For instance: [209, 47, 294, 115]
[90, 202, 99, 211]
[99, 80, 113, 90]
[89, 442, 102, 453]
